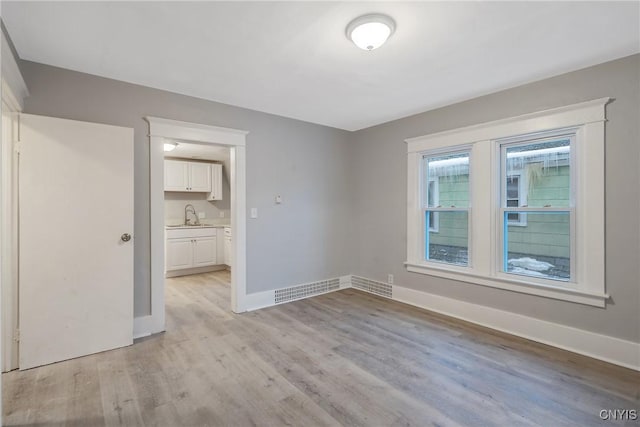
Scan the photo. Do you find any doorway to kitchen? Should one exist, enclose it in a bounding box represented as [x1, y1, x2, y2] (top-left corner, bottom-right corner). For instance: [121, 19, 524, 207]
[140, 117, 247, 339]
[164, 142, 231, 274]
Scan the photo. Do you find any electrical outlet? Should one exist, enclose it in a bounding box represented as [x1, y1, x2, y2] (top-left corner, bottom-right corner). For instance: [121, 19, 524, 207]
[198, 212, 205, 219]
[388, 274, 394, 285]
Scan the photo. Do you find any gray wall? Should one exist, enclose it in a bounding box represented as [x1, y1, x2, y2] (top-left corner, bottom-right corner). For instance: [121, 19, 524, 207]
[349, 54, 640, 342]
[21, 61, 353, 317]
[20, 55, 640, 343]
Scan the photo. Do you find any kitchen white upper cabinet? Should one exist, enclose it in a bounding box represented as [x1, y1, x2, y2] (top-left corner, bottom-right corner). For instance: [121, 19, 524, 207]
[193, 237, 217, 267]
[164, 160, 211, 192]
[207, 164, 223, 201]
[164, 160, 189, 191]
[189, 162, 212, 192]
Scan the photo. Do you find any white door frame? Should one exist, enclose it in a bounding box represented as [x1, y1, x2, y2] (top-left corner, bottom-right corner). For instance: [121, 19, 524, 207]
[140, 117, 248, 338]
[1, 31, 29, 372]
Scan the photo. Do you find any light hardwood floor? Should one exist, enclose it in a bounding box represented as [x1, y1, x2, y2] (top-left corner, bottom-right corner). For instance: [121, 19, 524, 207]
[3, 271, 639, 426]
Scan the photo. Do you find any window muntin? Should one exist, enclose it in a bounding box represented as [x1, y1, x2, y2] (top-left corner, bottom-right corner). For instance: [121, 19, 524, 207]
[422, 151, 470, 266]
[500, 136, 573, 282]
[506, 173, 527, 225]
[427, 179, 439, 232]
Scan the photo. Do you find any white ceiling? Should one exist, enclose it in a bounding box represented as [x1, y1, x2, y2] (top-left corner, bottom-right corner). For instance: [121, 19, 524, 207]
[165, 142, 230, 182]
[164, 141, 229, 162]
[3, 1, 639, 131]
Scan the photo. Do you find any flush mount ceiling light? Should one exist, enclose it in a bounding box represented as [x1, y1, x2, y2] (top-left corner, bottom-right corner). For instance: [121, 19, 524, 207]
[346, 14, 395, 51]
[164, 142, 178, 152]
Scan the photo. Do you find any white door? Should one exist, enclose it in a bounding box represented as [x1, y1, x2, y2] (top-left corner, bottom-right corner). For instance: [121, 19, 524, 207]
[189, 162, 211, 192]
[166, 238, 194, 271]
[193, 237, 216, 267]
[19, 114, 134, 370]
[164, 160, 189, 191]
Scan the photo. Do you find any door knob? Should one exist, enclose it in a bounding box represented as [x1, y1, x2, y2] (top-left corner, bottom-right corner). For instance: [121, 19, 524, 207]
[121, 233, 132, 242]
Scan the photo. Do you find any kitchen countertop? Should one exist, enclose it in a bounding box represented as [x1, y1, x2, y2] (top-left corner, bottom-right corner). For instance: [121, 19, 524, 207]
[165, 224, 230, 229]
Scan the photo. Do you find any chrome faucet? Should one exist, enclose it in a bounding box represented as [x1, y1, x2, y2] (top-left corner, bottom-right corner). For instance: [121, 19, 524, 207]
[184, 204, 200, 226]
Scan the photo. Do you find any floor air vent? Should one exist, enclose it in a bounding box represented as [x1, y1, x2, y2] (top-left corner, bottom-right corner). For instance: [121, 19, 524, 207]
[351, 276, 393, 298]
[274, 278, 340, 304]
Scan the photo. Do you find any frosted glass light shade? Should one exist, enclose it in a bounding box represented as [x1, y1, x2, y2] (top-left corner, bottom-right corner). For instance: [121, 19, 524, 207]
[164, 143, 178, 152]
[346, 14, 395, 51]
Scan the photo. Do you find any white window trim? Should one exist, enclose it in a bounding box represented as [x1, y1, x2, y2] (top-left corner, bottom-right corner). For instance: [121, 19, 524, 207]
[405, 98, 610, 307]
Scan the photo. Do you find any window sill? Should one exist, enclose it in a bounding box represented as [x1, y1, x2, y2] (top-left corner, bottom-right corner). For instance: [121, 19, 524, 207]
[404, 262, 608, 307]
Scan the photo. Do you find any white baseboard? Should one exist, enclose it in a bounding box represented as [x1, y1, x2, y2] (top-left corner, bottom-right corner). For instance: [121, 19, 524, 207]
[347, 276, 639, 371]
[339, 275, 351, 290]
[245, 275, 351, 312]
[245, 290, 275, 312]
[133, 315, 153, 339]
[133, 314, 165, 340]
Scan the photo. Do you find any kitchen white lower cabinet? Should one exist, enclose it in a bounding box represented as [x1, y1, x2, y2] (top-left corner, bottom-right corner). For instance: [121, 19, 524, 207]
[216, 228, 225, 265]
[166, 227, 217, 273]
[166, 238, 195, 270]
[193, 237, 217, 267]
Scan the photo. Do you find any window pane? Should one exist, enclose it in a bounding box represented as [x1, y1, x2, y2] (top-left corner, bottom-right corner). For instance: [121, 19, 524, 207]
[426, 211, 468, 266]
[428, 211, 438, 231]
[424, 152, 470, 208]
[505, 139, 570, 208]
[507, 212, 520, 222]
[506, 176, 519, 199]
[427, 181, 436, 207]
[503, 212, 570, 281]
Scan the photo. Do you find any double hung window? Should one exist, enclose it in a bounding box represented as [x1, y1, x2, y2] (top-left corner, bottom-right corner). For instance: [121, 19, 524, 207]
[406, 99, 608, 307]
[423, 151, 470, 265]
[500, 134, 573, 282]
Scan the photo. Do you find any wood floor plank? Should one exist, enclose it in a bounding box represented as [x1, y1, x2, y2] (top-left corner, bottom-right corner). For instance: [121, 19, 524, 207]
[97, 352, 145, 427]
[64, 354, 105, 427]
[3, 271, 639, 426]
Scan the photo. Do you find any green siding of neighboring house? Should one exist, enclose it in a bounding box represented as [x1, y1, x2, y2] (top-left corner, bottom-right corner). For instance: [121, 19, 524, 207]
[428, 167, 570, 258]
[526, 165, 570, 208]
[438, 175, 469, 208]
[508, 166, 570, 258]
[507, 213, 570, 258]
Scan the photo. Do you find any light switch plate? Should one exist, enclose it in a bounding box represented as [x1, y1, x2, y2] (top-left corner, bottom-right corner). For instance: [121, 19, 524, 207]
[250, 208, 258, 218]
[219, 212, 225, 218]
[198, 212, 205, 219]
